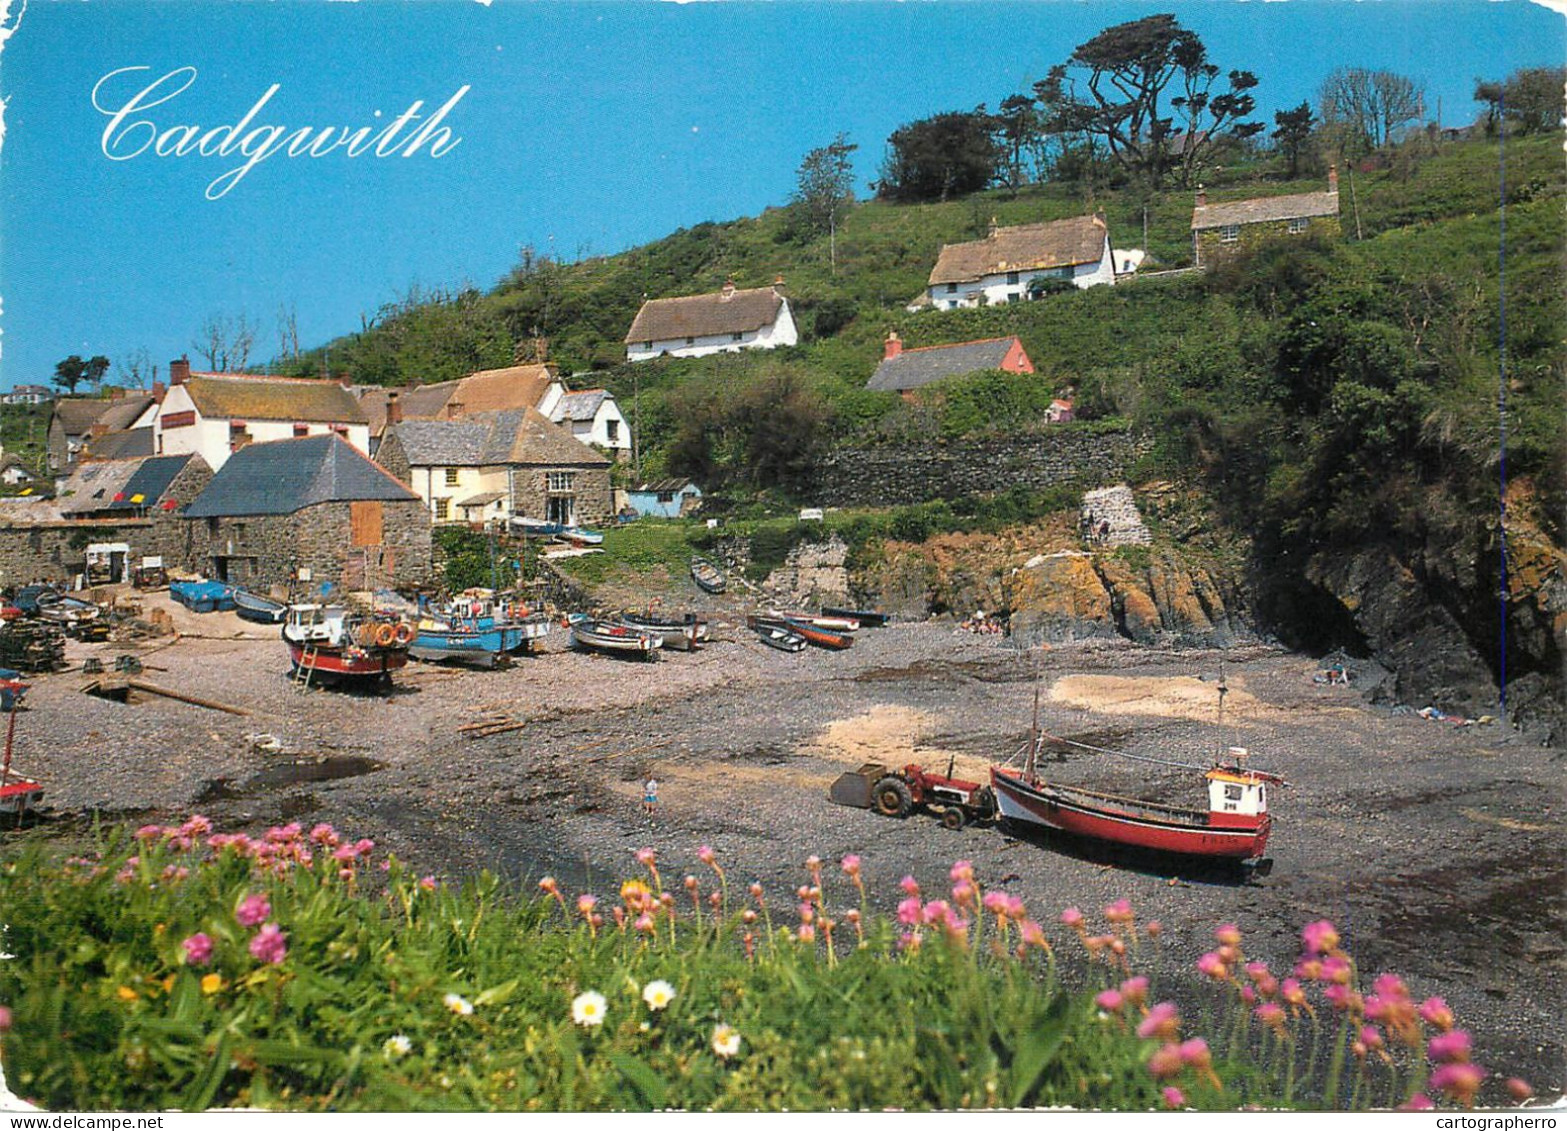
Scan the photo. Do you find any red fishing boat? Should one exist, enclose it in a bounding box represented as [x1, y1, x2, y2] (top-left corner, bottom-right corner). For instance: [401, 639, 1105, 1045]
[990, 693, 1284, 862]
[283, 604, 411, 686]
[0, 690, 42, 817]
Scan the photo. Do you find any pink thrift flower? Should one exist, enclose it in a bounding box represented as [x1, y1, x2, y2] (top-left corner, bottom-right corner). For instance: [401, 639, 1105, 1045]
[248, 923, 287, 965]
[1094, 989, 1124, 1013]
[1301, 919, 1340, 955]
[1429, 1030, 1472, 1063]
[1104, 898, 1133, 923]
[982, 890, 1009, 913]
[1419, 996, 1455, 1031]
[577, 894, 598, 915]
[1372, 973, 1408, 1000]
[1430, 1062, 1485, 1106]
[1244, 961, 1271, 983]
[1138, 1002, 1180, 1042]
[1060, 907, 1084, 929]
[635, 847, 656, 866]
[1320, 956, 1352, 985]
[1255, 1001, 1286, 1031]
[1005, 895, 1025, 918]
[1215, 922, 1241, 946]
[949, 860, 974, 883]
[921, 899, 952, 925]
[1400, 1094, 1436, 1111]
[1505, 1078, 1534, 1102]
[1146, 1043, 1184, 1079]
[797, 924, 816, 942]
[354, 838, 374, 858]
[332, 844, 358, 862]
[1161, 1086, 1185, 1109]
[179, 815, 212, 838]
[1240, 985, 1256, 1005]
[0, 1006, 10, 1032]
[839, 854, 861, 876]
[1360, 1025, 1385, 1050]
[1197, 951, 1228, 980]
[235, 893, 271, 928]
[897, 896, 923, 926]
[951, 880, 976, 907]
[697, 845, 716, 864]
[134, 824, 162, 842]
[1177, 1038, 1211, 1069]
[182, 933, 214, 966]
[634, 912, 655, 934]
[1145, 920, 1162, 938]
[309, 823, 338, 845]
[419, 875, 437, 891]
[1119, 976, 1149, 1006]
[899, 875, 920, 897]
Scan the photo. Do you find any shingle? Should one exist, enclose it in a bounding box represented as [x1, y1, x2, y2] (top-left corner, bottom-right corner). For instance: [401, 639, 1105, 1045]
[112, 455, 196, 509]
[185, 375, 366, 424]
[929, 216, 1108, 286]
[1191, 191, 1339, 230]
[183, 435, 416, 517]
[625, 286, 784, 343]
[866, 338, 1020, 393]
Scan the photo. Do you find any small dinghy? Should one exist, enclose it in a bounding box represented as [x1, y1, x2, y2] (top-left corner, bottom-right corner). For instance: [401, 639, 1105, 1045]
[616, 610, 708, 651]
[750, 620, 807, 653]
[748, 614, 852, 651]
[570, 618, 662, 660]
[690, 556, 727, 595]
[821, 606, 891, 627]
[233, 588, 289, 625]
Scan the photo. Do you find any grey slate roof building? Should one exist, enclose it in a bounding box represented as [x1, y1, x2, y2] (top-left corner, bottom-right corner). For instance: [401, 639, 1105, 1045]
[82, 427, 155, 461]
[385, 409, 610, 470]
[866, 337, 1024, 393]
[184, 434, 417, 518]
[555, 390, 609, 423]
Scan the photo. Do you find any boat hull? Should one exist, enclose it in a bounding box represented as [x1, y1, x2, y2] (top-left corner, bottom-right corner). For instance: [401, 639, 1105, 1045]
[751, 615, 853, 650]
[821, 607, 891, 627]
[616, 613, 707, 650]
[1, 776, 43, 814]
[990, 766, 1270, 860]
[233, 590, 288, 624]
[690, 557, 727, 594]
[752, 623, 807, 652]
[570, 622, 661, 658]
[286, 640, 409, 682]
[411, 622, 531, 666]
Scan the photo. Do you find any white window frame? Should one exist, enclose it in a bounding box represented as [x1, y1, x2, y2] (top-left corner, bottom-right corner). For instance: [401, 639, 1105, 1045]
[1287, 218, 1309, 234]
[1219, 225, 1240, 244]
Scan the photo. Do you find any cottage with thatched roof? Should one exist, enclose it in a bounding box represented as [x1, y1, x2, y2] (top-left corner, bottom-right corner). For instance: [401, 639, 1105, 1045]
[624, 278, 798, 362]
[927, 215, 1115, 310]
[152, 357, 369, 472]
[376, 408, 612, 528]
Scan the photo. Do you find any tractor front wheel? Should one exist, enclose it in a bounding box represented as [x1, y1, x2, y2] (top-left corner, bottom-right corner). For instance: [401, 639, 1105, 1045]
[873, 777, 913, 818]
[940, 807, 966, 831]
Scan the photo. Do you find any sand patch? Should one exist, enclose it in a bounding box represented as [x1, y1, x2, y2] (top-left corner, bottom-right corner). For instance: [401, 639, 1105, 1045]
[1049, 674, 1275, 722]
[1460, 807, 1553, 833]
[796, 705, 990, 780]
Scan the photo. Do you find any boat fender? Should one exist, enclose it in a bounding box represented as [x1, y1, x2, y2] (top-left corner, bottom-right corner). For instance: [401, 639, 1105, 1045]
[393, 623, 415, 645]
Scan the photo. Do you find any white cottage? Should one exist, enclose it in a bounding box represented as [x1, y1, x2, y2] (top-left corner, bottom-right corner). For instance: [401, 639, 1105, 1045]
[927, 215, 1115, 310]
[153, 358, 370, 472]
[624, 279, 798, 362]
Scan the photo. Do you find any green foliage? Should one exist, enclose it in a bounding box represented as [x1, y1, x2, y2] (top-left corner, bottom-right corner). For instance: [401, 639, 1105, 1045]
[433, 527, 516, 593]
[550, 520, 703, 587]
[876, 109, 1002, 203]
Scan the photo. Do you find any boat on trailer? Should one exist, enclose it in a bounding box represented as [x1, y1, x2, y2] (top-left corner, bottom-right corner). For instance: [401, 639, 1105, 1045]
[282, 604, 412, 685]
[990, 714, 1285, 863]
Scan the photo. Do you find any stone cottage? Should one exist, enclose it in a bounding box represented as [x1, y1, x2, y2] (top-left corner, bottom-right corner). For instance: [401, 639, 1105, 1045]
[376, 408, 612, 529]
[46, 392, 157, 474]
[1191, 167, 1341, 267]
[181, 434, 430, 591]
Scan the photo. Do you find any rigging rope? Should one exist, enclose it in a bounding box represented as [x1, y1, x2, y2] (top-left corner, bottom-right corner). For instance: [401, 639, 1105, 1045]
[1034, 729, 1211, 773]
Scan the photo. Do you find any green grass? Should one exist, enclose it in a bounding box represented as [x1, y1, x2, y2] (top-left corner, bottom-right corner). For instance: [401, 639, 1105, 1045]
[550, 520, 705, 588]
[0, 818, 1515, 1111]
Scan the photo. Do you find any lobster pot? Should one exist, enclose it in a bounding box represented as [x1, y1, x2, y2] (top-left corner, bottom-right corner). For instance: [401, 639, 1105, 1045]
[0, 623, 66, 673]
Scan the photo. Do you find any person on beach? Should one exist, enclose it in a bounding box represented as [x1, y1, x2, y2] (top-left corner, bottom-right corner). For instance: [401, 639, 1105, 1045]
[643, 778, 658, 816]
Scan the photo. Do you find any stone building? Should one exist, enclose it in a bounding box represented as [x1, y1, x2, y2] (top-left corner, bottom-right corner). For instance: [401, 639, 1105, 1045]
[46, 392, 157, 474]
[0, 453, 211, 586]
[181, 434, 431, 591]
[376, 408, 612, 528]
[1191, 167, 1341, 268]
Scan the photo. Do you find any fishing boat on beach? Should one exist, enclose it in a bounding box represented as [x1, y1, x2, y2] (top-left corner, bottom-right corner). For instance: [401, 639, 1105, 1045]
[821, 607, 891, 627]
[410, 602, 553, 667]
[0, 684, 41, 816]
[750, 620, 807, 653]
[748, 614, 854, 650]
[614, 609, 708, 651]
[690, 556, 727, 595]
[232, 588, 289, 625]
[989, 706, 1284, 864]
[282, 604, 412, 686]
[570, 618, 662, 659]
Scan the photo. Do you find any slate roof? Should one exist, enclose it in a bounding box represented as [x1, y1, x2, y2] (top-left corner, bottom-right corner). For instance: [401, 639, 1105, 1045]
[114, 455, 198, 511]
[386, 408, 609, 469]
[866, 337, 1023, 393]
[625, 285, 786, 343]
[929, 216, 1108, 286]
[53, 395, 156, 436]
[58, 460, 143, 515]
[357, 364, 556, 435]
[82, 427, 154, 461]
[183, 435, 416, 518]
[633, 479, 698, 495]
[1191, 190, 1338, 230]
[556, 389, 609, 422]
[183, 374, 366, 424]
[456, 491, 506, 508]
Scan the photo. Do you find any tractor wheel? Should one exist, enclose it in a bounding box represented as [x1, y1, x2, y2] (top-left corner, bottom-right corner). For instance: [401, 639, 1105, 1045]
[940, 807, 966, 831]
[872, 777, 913, 818]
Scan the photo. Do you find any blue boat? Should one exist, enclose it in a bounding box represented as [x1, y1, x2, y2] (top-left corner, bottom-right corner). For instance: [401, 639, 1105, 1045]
[171, 580, 222, 613]
[410, 610, 552, 667]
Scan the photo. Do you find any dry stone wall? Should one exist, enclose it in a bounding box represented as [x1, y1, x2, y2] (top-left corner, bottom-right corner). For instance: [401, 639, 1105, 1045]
[808, 431, 1153, 507]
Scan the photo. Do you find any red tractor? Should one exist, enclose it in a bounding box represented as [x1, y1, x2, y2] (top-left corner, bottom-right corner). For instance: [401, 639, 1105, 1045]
[829, 758, 996, 830]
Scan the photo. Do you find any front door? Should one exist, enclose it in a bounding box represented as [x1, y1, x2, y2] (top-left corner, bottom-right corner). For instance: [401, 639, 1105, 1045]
[547, 495, 575, 526]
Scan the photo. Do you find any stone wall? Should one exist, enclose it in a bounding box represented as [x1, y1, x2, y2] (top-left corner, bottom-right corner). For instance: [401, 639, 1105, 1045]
[0, 511, 209, 588]
[190, 499, 433, 591]
[807, 430, 1153, 507]
[1195, 215, 1342, 268]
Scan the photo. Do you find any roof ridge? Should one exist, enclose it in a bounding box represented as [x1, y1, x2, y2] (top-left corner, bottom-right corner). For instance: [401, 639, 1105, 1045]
[190, 372, 349, 386]
[897, 336, 1015, 355]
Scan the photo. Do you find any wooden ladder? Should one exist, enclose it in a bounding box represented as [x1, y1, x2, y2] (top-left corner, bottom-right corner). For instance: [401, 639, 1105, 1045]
[292, 646, 318, 691]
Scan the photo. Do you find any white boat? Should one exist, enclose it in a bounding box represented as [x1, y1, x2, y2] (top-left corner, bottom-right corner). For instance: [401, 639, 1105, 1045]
[570, 619, 662, 659]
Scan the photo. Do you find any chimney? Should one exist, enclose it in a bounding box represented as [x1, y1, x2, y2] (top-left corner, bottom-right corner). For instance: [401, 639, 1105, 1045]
[386, 391, 403, 427]
[151, 380, 166, 404]
[90, 423, 109, 438]
[1195, 186, 1207, 208]
[169, 356, 191, 386]
[721, 277, 736, 300]
[884, 331, 903, 360]
[988, 216, 999, 238]
[1328, 164, 1339, 194]
[773, 274, 786, 292]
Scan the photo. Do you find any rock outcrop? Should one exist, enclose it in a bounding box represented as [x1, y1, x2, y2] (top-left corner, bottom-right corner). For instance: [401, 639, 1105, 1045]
[761, 535, 850, 608]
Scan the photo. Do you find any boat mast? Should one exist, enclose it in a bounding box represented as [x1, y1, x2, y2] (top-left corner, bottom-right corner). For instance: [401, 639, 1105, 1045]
[1027, 685, 1040, 782]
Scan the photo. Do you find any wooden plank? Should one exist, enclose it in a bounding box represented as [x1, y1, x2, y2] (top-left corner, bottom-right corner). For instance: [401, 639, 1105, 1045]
[350, 501, 384, 548]
[124, 679, 251, 716]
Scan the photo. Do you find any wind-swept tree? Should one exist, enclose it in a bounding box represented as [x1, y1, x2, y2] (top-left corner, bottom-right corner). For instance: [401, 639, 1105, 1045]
[1475, 67, 1566, 136]
[1272, 102, 1316, 178]
[791, 134, 858, 273]
[1318, 68, 1424, 157]
[1034, 13, 1262, 188]
[84, 355, 111, 392]
[52, 355, 87, 396]
[995, 94, 1044, 193]
[876, 108, 1001, 203]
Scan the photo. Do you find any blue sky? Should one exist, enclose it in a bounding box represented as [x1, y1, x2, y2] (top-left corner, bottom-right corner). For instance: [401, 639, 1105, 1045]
[0, 0, 1560, 390]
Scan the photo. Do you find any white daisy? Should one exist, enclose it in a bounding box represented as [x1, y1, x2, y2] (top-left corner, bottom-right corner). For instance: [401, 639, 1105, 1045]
[572, 990, 608, 1027]
[443, 992, 474, 1016]
[712, 1023, 742, 1059]
[641, 979, 676, 1011]
[383, 1034, 412, 1057]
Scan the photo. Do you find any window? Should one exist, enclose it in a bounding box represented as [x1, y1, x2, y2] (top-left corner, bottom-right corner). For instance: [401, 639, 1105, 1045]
[643, 341, 653, 350]
[607, 420, 619, 441]
[1287, 218, 1308, 234]
[1007, 293, 1021, 304]
[1224, 784, 1244, 801]
[434, 498, 450, 520]
[945, 283, 957, 294]
[732, 332, 744, 342]
[547, 470, 576, 492]
[1219, 225, 1240, 243]
[293, 424, 309, 437]
[444, 468, 460, 487]
[656, 491, 675, 503]
[1006, 271, 1019, 284]
[685, 337, 696, 346]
